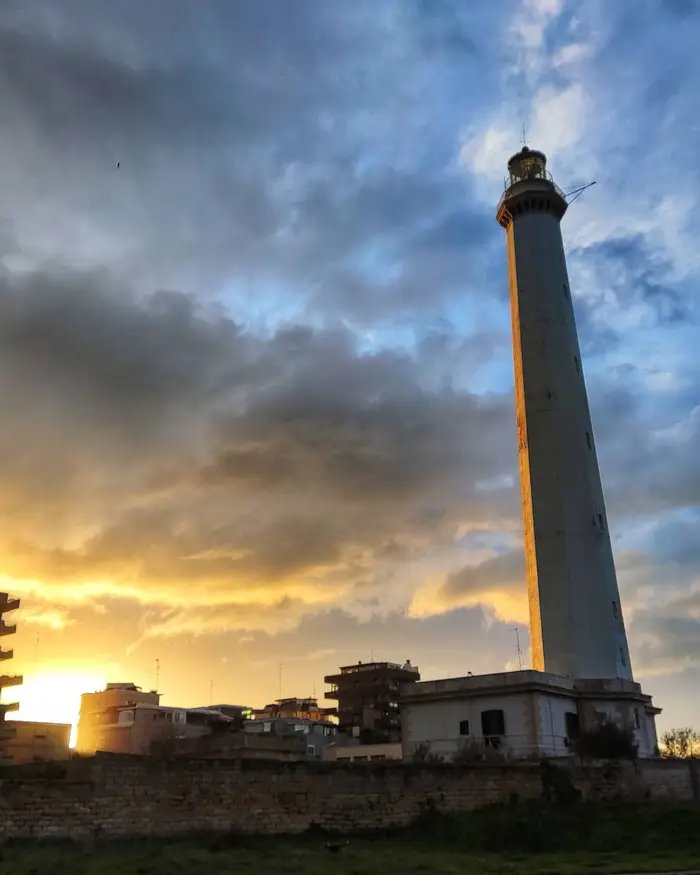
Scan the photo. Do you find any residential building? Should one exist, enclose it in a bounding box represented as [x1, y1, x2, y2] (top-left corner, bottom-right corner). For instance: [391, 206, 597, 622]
[324, 660, 420, 743]
[401, 670, 659, 761]
[77, 682, 161, 753]
[245, 716, 337, 759]
[250, 697, 336, 723]
[0, 593, 22, 763]
[3, 720, 71, 764]
[156, 729, 305, 761]
[80, 701, 234, 755]
[205, 704, 252, 726]
[322, 741, 402, 764]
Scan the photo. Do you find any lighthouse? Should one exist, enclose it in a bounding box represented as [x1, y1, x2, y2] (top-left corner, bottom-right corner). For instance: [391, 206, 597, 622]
[399, 147, 660, 761]
[496, 147, 632, 680]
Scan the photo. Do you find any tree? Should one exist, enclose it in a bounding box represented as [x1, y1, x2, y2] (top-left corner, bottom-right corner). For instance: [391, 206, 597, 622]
[661, 727, 700, 759]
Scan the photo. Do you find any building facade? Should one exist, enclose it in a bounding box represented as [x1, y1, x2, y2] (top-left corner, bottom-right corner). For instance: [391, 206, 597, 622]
[250, 697, 336, 723]
[324, 661, 420, 743]
[3, 720, 71, 764]
[322, 741, 402, 764]
[0, 593, 22, 763]
[401, 670, 659, 761]
[80, 701, 235, 755]
[245, 716, 337, 759]
[496, 147, 632, 680]
[77, 683, 161, 753]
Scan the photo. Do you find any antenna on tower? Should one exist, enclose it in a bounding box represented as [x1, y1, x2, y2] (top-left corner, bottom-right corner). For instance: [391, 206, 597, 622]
[510, 627, 523, 670]
[155, 658, 160, 692]
[564, 180, 596, 205]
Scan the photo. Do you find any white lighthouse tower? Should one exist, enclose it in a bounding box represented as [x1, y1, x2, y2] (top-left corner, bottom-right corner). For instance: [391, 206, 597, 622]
[496, 146, 632, 680]
[398, 147, 660, 761]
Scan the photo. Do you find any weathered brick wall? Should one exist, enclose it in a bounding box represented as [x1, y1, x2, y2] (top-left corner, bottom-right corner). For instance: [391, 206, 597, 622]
[0, 756, 695, 841]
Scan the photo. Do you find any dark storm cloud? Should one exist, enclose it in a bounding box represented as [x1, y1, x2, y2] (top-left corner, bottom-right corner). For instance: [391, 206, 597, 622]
[0, 266, 516, 613]
[578, 237, 691, 327]
[0, 0, 489, 322]
[632, 609, 700, 675]
[440, 549, 524, 600]
[0, 0, 698, 663]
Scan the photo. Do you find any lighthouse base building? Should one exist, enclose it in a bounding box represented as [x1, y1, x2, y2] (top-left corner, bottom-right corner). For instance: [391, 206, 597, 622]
[401, 671, 659, 761]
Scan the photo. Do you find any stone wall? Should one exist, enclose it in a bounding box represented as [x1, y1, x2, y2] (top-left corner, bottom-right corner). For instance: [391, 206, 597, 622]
[0, 756, 696, 841]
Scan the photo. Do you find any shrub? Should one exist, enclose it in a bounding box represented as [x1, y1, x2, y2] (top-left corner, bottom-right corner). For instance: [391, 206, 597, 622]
[661, 727, 700, 758]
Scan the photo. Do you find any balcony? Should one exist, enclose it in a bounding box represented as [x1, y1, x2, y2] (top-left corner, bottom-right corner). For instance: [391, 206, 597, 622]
[0, 674, 23, 689]
[0, 621, 17, 637]
[496, 174, 567, 218]
[0, 701, 20, 713]
[0, 595, 20, 614]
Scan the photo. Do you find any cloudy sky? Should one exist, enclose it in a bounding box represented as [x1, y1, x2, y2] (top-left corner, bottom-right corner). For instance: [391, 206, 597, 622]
[2, 0, 699, 735]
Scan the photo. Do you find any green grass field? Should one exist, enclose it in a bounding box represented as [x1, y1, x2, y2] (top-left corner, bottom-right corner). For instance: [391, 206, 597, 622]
[3, 801, 700, 875]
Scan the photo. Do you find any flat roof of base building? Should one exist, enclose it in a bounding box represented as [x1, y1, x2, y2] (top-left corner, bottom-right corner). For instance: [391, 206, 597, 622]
[400, 669, 655, 707]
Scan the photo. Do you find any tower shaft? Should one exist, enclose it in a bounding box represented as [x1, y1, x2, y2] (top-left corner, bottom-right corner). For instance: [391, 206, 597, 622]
[497, 149, 632, 680]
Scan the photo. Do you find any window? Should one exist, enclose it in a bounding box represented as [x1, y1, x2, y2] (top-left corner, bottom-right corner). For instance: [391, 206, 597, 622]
[612, 601, 619, 619]
[371, 755, 386, 761]
[598, 513, 604, 531]
[307, 745, 316, 756]
[586, 432, 592, 450]
[565, 711, 580, 739]
[619, 648, 628, 668]
[337, 757, 350, 762]
[481, 709, 506, 742]
[353, 755, 369, 762]
[634, 709, 640, 730]
[459, 720, 470, 736]
[563, 283, 569, 298]
[574, 356, 580, 373]
[262, 721, 271, 733]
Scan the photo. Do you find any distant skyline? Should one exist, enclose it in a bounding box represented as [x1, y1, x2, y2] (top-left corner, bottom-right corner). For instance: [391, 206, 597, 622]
[1, 0, 699, 736]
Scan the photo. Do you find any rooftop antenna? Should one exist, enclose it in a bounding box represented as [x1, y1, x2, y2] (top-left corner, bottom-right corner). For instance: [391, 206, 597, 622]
[510, 627, 523, 670]
[155, 658, 160, 692]
[521, 121, 529, 148]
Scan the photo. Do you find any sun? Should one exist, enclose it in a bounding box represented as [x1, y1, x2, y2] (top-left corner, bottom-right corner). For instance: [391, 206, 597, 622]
[8, 669, 108, 747]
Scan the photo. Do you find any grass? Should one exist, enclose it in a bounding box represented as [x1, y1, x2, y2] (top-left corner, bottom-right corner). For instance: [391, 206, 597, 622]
[3, 801, 700, 875]
[2, 839, 700, 875]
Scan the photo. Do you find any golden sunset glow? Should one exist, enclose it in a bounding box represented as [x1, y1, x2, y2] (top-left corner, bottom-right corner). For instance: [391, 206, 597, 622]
[9, 669, 108, 747]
